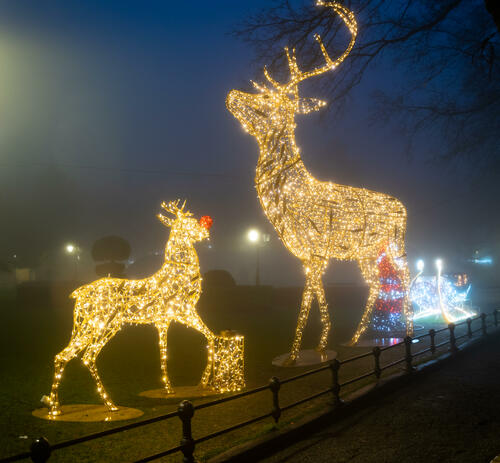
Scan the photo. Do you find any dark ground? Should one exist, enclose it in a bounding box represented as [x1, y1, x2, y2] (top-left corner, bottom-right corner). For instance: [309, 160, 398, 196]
[0, 284, 498, 461]
[262, 334, 500, 463]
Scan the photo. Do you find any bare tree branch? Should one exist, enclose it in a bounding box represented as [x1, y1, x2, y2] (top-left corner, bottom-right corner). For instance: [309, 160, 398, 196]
[233, 0, 500, 166]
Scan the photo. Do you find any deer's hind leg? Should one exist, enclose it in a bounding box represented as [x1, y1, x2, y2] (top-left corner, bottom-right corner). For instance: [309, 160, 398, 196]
[82, 327, 120, 412]
[182, 312, 215, 388]
[48, 337, 86, 416]
[350, 257, 380, 345]
[157, 322, 174, 393]
[197, 320, 215, 388]
[386, 240, 413, 337]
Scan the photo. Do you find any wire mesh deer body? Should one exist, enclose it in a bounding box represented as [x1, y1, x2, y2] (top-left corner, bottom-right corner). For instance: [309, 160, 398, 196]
[46, 201, 215, 415]
[227, 2, 412, 363]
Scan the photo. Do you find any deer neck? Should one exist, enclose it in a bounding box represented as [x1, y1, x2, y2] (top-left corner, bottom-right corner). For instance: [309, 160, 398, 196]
[163, 237, 199, 270]
[255, 123, 301, 185]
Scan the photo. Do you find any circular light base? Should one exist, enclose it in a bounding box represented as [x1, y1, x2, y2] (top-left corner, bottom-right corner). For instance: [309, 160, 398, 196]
[413, 324, 425, 331]
[139, 385, 222, 401]
[32, 404, 143, 422]
[272, 349, 337, 367]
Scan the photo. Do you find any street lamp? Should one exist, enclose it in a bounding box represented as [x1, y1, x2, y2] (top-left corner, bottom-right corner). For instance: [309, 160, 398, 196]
[246, 229, 269, 286]
[247, 229, 260, 243]
[65, 243, 80, 280]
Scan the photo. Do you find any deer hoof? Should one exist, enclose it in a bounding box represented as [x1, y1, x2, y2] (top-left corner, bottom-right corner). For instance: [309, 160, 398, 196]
[48, 408, 61, 417]
[282, 355, 297, 367]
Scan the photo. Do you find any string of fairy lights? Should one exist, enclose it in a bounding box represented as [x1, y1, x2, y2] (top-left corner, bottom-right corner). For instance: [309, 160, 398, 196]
[227, 1, 413, 360]
[411, 259, 475, 324]
[46, 201, 244, 416]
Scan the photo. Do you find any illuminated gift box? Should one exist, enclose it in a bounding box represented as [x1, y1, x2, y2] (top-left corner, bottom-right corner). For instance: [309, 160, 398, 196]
[211, 331, 245, 393]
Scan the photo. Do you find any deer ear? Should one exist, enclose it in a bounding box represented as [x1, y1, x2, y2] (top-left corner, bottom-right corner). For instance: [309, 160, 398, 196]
[297, 97, 327, 114]
[157, 213, 173, 227]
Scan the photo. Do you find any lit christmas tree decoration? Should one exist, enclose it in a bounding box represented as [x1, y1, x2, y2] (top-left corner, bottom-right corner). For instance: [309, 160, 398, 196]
[227, 1, 412, 360]
[411, 260, 475, 323]
[44, 201, 244, 417]
[367, 246, 407, 335]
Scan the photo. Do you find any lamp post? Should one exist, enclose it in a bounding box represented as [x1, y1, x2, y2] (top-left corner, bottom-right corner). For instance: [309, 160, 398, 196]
[65, 242, 81, 281]
[247, 229, 269, 286]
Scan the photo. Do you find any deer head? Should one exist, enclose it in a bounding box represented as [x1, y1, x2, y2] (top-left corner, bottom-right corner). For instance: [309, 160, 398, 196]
[158, 200, 212, 243]
[226, 1, 357, 140]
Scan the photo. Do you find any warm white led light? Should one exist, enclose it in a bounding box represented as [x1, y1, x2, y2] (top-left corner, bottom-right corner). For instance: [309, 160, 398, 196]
[46, 201, 243, 416]
[227, 2, 412, 360]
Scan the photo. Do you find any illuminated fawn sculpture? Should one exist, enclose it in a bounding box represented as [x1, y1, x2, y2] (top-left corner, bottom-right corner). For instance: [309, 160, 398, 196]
[227, 1, 412, 363]
[47, 201, 215, 416]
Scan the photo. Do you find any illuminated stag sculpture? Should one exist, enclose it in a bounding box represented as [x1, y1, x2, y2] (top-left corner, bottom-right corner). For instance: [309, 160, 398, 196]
[227, 1, 412, 362]
[47, 200, 215, 415]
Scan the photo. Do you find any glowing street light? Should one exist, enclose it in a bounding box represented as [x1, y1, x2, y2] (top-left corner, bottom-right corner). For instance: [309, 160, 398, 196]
[416, 259, 424, 272]
[246, 228, 270, 286]
[65, 243, 80, 280]
[247, 229, 260, 243]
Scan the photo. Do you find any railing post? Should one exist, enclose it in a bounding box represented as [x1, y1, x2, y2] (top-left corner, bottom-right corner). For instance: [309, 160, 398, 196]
[30, 437, 51, 463]
[329, 359, 342, 407]
[269, 376, 281, 423]
[481, 313, 487, 336]
[178, 400, 195, 463]
[448, 323, 458, 354]
[404, 336, 413, 373]
[466, 318, 473, 339]
[493, 310, 498, 328]
[372, 346, 381, 380]
[429, 329, 436, 355]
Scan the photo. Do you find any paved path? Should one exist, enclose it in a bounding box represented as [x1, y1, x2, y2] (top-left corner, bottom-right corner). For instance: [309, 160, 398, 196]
[262, 336, 500, 463]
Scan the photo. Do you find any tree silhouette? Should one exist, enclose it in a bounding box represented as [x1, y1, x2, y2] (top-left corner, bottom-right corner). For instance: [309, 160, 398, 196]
[234, 0, 499, 168]
[91, 235, 131, 278]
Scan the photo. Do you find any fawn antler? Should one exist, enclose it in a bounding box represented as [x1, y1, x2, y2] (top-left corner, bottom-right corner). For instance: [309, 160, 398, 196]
[160, 199, 193, 217]
[264, 2, 357, 94]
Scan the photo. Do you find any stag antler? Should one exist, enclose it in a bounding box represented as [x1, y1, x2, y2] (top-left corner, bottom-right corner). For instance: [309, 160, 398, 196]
[264, 2, 357, 93]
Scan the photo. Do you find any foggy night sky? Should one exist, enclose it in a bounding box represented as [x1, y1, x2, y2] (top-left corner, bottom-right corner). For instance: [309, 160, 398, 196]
[0, 1, 497, 286]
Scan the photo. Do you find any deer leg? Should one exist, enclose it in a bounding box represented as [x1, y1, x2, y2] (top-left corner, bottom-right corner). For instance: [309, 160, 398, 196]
[48, 340, 85, 416]
[82, 330, 118, 412]
[286, 266, 315, 364]
[386, 241, 413, 337]
[200, 331, 215, 388]
[314, 277, 331, 353]
[158, 323, 174, 393]
[188, 315, 214, 387]
[350, 258, 380, 345]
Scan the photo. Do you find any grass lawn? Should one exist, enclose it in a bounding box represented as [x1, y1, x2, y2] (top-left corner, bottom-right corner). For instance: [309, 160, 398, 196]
[0, 283, 485, 462]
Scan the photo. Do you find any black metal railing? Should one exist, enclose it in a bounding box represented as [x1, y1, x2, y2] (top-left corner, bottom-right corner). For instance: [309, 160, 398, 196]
[2, 308, 499, 463]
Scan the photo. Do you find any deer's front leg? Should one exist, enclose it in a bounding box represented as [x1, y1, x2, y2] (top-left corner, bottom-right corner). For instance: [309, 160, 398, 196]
[285, 269, 315, 365]
[158, 324, 174, 394]
[314, 278, 331, 353]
